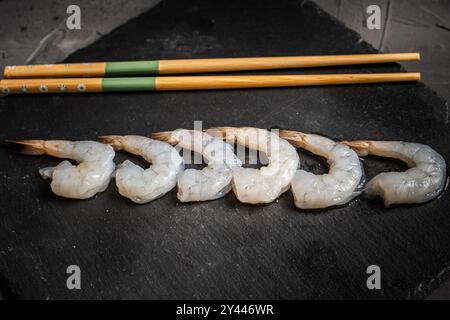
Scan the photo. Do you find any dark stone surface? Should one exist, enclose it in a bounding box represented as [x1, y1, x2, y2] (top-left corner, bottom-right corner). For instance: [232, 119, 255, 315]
[0, 0, 449, 299]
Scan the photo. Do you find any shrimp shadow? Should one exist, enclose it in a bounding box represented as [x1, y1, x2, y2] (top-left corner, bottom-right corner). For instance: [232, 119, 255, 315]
[286, 197, 364, 216]
[222, 191, 283, 216]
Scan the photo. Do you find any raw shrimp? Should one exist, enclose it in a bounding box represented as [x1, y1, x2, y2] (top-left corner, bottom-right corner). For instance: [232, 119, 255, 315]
[280, 130, 364, 209]
[10, 140, 115, 199]
[210, 127, 299, 204]
[342, 140, 447, 206]
[98, 135, 184, 204]
[152, 129, 242, 202]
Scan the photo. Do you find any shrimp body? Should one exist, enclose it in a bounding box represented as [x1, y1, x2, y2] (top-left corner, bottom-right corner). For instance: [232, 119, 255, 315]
[342, 140, 447, 206]
[12, 140, 115, 199]
[98, 135, 184, 204]
[211, 127, 299, 204]
[280, 131, 364, 209]
[152, 129, 242, 202]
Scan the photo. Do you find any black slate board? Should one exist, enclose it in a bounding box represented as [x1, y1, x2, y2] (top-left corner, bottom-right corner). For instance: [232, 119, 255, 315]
[0, 0, 449, 299]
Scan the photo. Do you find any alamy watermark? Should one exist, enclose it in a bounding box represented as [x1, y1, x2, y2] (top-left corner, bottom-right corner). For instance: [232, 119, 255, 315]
[66, 5, 81, 30]
[366, 265, 381, 290]
[366, 5, 381, 30]
[66, 265, 81, 290]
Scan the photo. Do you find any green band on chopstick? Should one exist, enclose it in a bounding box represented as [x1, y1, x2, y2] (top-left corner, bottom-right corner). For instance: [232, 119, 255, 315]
[105, 61, 159, 76]
[102, 77, 156, 92]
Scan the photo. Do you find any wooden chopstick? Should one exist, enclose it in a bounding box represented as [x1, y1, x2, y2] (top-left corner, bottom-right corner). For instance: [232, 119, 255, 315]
[2, 53, 420, 79]
[0, 73, 420, 95]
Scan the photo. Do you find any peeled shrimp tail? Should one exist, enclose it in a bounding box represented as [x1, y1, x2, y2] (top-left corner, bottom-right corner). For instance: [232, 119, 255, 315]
[7, 139, 71, 157]
[341, 140, 372, 156]
[151, 131, 179, 145]
[97, 135, 125, 150]
[342, 140, 418, 167]
[278, 130, 307, 148]
[342, 140, 405, 159]
[7, 139, 46, 155]
[207, 127, 238, 143]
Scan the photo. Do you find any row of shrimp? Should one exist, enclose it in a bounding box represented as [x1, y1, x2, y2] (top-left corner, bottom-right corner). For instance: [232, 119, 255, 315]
[9, 127, 447, 209]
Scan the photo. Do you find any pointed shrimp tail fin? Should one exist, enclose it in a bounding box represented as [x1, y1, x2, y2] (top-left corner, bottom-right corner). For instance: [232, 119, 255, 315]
[6, 139, 46, 155]
[207, 127, 237, 143]
[97, 135, 124, 150]
[279, 130, 306, 148]
[151, 131, 178, 145]
[341, 140, 370, 156]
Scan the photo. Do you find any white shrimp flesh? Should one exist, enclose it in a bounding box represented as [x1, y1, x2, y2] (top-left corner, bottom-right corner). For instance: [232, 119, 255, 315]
[98, 135, 184, 204]
[342, 140, 447, 206]
[280, 130, 364, 209]
[152, 129, 242, 202]
[11, 140, 115, 199]
[210, 127, 299, 204]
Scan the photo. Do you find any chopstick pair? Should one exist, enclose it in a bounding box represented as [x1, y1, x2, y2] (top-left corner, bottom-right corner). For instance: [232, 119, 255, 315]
[0, 53, 421, 95]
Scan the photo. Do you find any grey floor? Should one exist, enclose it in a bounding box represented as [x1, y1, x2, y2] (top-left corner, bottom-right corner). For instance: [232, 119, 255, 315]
[314, 0, 450, 103]
[0, 0, 159, 69]
[0, 0, 449, 299]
